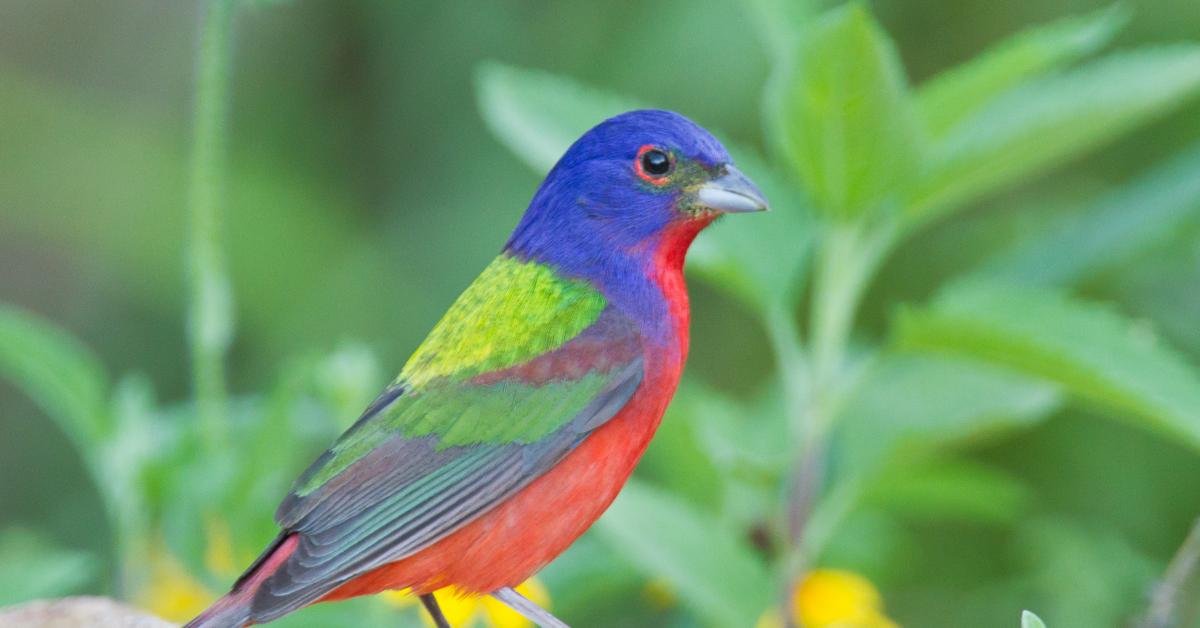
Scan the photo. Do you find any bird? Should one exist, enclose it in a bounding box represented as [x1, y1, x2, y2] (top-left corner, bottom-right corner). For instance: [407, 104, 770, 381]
[185, 109, 768, 628]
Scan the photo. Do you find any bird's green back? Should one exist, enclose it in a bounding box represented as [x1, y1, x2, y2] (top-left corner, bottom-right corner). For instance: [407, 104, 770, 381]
[292, 253, 625, 495]
[400, 254, 607, 386]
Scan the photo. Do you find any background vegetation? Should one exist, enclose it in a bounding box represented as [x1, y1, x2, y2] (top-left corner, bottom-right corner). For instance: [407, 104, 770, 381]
[2, 1, 1200, 627]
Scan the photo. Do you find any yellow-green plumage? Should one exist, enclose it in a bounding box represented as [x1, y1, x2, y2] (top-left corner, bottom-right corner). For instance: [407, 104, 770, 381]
[293, 253, 628, 494]
[399, 254, 607, 386]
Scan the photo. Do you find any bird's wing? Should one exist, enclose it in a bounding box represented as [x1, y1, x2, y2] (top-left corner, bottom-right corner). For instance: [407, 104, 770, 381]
[249, 255, 644, 620]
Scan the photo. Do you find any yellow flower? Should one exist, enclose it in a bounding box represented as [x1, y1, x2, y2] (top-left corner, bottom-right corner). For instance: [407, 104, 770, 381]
[756, 569, 898, 628]
[135, 548, 216, 622]
[381, 579, 551, 628]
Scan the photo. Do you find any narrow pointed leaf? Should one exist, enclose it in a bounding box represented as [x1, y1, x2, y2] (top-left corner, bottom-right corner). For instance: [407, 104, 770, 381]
[0, 305, 109, 445]
[978, 140, 1200, 286]
[834, 353, 1061, 478]
[866, 459, 1031, 525]
[909, 46, 1200, 223]
[918, 4, 1129, 136]
[896, 281, 1200, 448]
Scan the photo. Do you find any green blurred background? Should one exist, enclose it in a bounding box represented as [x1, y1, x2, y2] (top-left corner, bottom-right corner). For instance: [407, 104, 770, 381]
[2, 1, 1200, 627]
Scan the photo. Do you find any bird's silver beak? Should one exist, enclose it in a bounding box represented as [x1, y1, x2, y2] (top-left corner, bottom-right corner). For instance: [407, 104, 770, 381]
[695, 165, 769, 213]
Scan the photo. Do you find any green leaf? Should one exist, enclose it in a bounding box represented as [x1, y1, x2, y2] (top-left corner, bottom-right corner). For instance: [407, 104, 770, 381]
[0, 528, 96, 606]
[771, 2, 921, 220]
[978, 140, 1200, 287]
[0, 305, 109, 446]
[866, 459, 1030, 525]
[683, 384, 791, 479]
[895, 281, 1200, 448]
[1022, 610, 1048, 628]
[834, 354, 1061, 479]
[668, 386, 789, 536]
[909, 45, 1200, 223]
[918, 4, 1129, 136]
[635, 386, 727, 510]
[596, 480, 772, 627]
[816, 507, 908, 579]
[688, 144, 814, 312]
[475, 61, 641, 174]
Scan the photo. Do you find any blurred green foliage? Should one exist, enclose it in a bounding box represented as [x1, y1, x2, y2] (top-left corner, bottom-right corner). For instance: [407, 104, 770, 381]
[2, 1, 1200, 627]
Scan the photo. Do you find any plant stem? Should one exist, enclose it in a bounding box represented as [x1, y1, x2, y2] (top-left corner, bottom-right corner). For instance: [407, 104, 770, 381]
[764, 301, 818, 628]
[780, 218, 896, 627]
[809, 225, 860, 386]
[187, 0, 237, 455]
[766, 303, 807, 433]
[809, 220, 893, 389]
[790, 220, 888, 533]
[1138, 517, 1200, 628]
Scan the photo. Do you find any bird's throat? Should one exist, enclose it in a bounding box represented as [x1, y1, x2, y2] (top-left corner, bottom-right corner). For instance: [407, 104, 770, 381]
[652, 214, 716, 274]
[641, 214, 715, 366]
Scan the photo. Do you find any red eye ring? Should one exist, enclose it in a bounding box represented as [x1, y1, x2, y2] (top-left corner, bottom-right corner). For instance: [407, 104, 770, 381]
[635, 145, 673, 186]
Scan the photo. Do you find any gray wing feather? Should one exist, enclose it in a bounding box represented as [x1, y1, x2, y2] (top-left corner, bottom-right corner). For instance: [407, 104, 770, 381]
[246, 356, 643, 622]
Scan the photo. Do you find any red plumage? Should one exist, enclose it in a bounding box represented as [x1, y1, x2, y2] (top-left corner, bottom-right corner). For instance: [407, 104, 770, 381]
[190, 218, 704, 626]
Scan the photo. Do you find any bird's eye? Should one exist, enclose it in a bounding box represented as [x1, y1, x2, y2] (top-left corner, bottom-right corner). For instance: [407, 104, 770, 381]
[635, 145, 674, 184]
[642, 150, 671, 175]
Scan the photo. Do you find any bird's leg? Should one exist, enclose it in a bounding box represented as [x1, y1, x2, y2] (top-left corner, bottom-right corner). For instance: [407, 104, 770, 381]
[491, 587, 570, 628]
[419, 593, 452, 628]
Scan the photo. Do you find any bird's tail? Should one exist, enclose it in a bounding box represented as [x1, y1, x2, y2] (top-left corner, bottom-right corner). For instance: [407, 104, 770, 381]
[184, 534, 299, 628]
[184, 590, 253, 628]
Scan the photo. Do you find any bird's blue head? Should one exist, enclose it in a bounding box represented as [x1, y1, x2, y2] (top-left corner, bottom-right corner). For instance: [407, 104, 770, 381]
[506, 110, 767, 287]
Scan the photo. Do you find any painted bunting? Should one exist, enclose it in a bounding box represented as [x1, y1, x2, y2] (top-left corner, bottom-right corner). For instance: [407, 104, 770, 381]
[186, 109, 767, 627]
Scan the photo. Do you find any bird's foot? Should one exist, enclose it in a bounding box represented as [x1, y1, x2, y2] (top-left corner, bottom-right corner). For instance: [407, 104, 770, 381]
[490, 587, 569, 628]
[419, 593, 451, 628]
